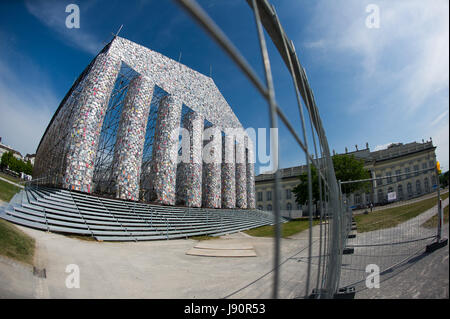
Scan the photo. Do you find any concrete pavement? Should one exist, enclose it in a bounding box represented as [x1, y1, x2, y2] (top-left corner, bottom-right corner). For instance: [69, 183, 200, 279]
[0, 224, 319, 299]
[0, 197, 448, 299]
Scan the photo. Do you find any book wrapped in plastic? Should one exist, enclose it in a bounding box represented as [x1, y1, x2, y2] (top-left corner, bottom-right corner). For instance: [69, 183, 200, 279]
[176, 110, 204, 207]
[235, 133, 247, 209]
[221, 132, 236, 208]
[202, 125, 222, 208]
[111, 75, 154, 201]
[148, 95, 182, 205]
[63, 52, 122, 193]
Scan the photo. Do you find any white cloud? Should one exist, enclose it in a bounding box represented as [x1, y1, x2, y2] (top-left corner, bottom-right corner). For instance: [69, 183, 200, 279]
[373, 142, 393, 152]
[303, 0, 449, 114]
[25, 0, 102, 55]
[299, 0, 449, 170]
[303, 39, 326, 49]
[429, 111, 449, 172]
[431, 110, 449, 127]
[0, 42, 57, 156]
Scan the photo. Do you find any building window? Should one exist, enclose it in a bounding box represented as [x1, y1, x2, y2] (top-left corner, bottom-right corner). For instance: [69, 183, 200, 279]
[267, 204, 272, 211]
[395, 169, 402, 181]
[422, 162, 427, 172]
[429, 160, 434, 169]
[386, 172, 392, 184]
[287, 203, 292, 210]
[432, 175, 437, 186]
[266, 191, 272, 201]
[405, 167, 411, 178]
[398, 184, 403, 199]
[414, 165, 419, 176]
[297, 203, 302, 210]
[377, 189, 384, 202]
[424, 178, 430, 192]
[416, 180, 421, 194]
[376, 175, 383, 186]
[286, 189, 292, 200]
[407, 182, 413, 195]
[257, 192, 263, 201]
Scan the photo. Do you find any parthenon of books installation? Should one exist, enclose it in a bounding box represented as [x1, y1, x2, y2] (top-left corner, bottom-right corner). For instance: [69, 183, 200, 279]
[33, 36, 256, 209]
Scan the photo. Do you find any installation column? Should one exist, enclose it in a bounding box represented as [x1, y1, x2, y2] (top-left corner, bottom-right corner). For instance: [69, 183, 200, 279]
[176, 110, 204, 207]
[63, 52, 121, 193]
[149, 95, 182, 205]
[111, 75, 154, 201]
[246, 136, 256, 209]
[221, 130, 236, 208]
[235, 131, 247, 208]
[202, 125, 222, 208]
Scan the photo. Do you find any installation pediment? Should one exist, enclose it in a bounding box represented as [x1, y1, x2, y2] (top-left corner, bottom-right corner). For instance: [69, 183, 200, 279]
[109, 36, 243, 131]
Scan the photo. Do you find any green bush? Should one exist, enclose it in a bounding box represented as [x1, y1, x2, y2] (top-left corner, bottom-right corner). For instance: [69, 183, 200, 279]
[0, 151, 33, 175]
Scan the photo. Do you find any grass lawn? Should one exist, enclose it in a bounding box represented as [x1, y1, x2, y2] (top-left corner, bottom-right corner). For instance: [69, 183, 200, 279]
[0, 218, 35, 265]
[0, 172, 22, 184]
[244, 219, 320, 238]
[422, 205, 449, 229]
[355, 193, 448, 233]
[0, 178, 21, 202]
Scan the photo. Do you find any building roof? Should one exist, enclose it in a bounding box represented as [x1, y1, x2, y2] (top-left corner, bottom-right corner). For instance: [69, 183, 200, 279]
[369, 141, 435, 163]
[255, 140, 435, 182]
[256, 166, 307, 182]
[0, 143, 22, 157]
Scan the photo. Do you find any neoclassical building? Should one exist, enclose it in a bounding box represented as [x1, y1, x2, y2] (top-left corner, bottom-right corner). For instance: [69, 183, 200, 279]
[354, 140, 437, 206]
[33, 36, 255, 209]
[255, 139, 438, 216]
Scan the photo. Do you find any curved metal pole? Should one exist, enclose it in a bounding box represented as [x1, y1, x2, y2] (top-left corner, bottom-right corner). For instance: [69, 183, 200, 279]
[251, 0, 281, 299]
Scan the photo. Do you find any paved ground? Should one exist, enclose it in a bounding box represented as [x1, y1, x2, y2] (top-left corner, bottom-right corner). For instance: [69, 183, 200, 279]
[0, 196, 448, 299]
[0, 224, 322, 299]
[342, 198, 449, 298]
[355, 223, 449, 299]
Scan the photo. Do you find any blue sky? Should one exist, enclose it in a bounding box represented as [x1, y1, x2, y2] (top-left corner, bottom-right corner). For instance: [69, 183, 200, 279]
[0, 0, 448, 174]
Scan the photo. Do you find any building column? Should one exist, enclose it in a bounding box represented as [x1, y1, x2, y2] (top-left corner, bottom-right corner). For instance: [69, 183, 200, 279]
[148, 95, 183, 205]
[111, 75, 154, 201]
[63, 52, 122, 193]
[246, 136, 256, 209]
[202, 125, 222, 208]
[221, 131, 236, 208]
[235, 132, 247, 208]
[176, 110, 204, 207]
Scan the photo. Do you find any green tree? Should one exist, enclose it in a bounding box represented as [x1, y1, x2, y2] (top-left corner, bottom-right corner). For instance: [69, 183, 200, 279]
[292, 165, 321, 206]
[0, 151, 33, 176]
[440, 170, 449, 188]
[0, 151, 14, 170]
[24, 160, 33, 176]
[293, 154, 371, 206]
[332, 154, 371, 194]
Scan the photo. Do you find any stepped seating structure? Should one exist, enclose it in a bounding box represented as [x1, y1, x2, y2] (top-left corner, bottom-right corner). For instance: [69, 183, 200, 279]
[0, 186, 280, 242]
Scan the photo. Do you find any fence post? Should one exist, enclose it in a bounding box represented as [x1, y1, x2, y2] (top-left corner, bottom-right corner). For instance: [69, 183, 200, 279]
[436, 169, 442, 241]
[425, 166, 447, 252]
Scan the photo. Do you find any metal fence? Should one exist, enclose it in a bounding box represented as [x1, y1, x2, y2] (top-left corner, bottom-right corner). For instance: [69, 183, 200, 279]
[173, 0, 448, 299]
[174, 0, 347, 298]
[337, 168, 446, 293]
